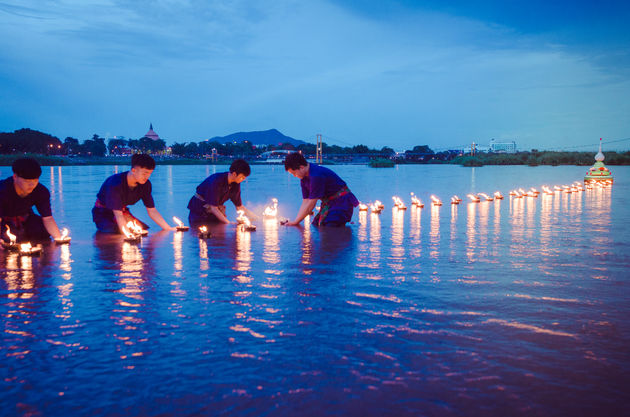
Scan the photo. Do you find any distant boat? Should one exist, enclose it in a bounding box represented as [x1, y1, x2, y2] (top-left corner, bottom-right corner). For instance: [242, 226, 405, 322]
[259, 150, 292, 164]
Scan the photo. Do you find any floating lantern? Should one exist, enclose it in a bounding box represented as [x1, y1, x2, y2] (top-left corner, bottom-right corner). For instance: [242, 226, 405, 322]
[358, 203, 369, 211]
[526, 190, 538, 198]
[494, 191, 504, 200]
[430, 195, 443, 206]
[392, 196, 407, 210]
[263, 198, 278, 217]
[410, 193, 424, 208]
[126, 220, 147, 236]
[237, 210, 256, 231]
[19, 242, 42, 256]
[541, 186, 554, 195]
[55, 227, 71, 244]
[529, 187, 540, 196]
[467, 194, 481, 203]
[1, 225, 19, 250]
[450, 196, 460, 205]
[172, 216, 189, 231]
[370, 202, 383, 214]
[198, 225, 211, 239]
[376, 200, 385, 210]
[122, 226, 141, 243]
[478, 192, 493, 201]
[563, 185, 572, 194]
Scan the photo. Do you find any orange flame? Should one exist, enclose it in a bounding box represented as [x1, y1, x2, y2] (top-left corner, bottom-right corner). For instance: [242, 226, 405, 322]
[5, 225, 16, 244]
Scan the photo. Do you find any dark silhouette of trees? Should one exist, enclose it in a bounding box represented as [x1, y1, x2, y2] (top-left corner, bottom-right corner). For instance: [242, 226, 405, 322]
[0, 128, 62, 154]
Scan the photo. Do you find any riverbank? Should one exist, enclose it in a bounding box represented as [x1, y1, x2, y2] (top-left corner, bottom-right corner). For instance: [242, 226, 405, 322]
[2, 151, 629, 167]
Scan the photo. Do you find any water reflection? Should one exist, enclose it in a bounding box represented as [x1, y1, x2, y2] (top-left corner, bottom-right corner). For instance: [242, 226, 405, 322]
[390, 208, 405, 272]
[429, 205, 440, 259]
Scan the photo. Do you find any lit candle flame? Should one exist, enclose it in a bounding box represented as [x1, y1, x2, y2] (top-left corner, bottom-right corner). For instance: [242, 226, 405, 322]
[60, 228, 69, 240]
[20, 242, 32, 252]
[430, 195, 442, 206]
[5, 225, 16, 244]
[494, 191, 504, 199]
[451, 196, 460, 204]
[392, 196, 406, 210]
[172, 216, 184, 227]
[121, 226, 135, 239]
[478, 192, 493, 201]
[237, 210, 251, 226]
[410, 193, 423, 207]
[358, 203, 369, 211]
[467, 194, 480, 203]
[263, 198, 278, 217]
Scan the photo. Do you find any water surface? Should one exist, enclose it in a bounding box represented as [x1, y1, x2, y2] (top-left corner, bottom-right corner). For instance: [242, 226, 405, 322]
[1, 164, 629, 416]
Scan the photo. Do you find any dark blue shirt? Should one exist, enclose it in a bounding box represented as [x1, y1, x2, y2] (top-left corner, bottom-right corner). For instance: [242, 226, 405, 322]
[301, 164, 359, 208]
[0, 177, 52, 218]
[96, 171, 155, 210]
[187, 172, 242, 213]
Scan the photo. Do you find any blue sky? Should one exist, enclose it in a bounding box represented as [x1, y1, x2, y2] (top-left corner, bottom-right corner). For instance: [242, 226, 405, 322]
[1, 0, 629, 151]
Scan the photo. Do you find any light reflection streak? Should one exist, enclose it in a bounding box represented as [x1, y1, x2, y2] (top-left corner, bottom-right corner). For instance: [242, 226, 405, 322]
[356, 211, 370, 268]
[409, 205, 421, 259]
[429, 204, 440, 259]
[450, 203, 458, 256]
[368, 213, 382, 269]
[235, 227, 253, 282]
[301, 219, 313, 271]
[390, 207, 405, 271]
[539, 193, 553, 257]
[172, 229, 183, 273]
[262, 218, 280, 265]
[199, 238, 209, 271]
[466, 202, 476, 262]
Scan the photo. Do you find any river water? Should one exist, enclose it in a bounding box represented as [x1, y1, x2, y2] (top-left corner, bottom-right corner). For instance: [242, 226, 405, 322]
[1, 164, 628, 416]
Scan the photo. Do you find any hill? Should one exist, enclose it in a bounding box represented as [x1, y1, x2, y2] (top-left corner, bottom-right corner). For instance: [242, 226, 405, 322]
[207, 129, 306, 146]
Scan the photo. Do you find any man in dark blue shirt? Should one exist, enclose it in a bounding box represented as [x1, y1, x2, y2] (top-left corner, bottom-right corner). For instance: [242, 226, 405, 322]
[92, 154, 174, 233]
[0, 158, 66, 243]
[187, 159, 257, 224]
[283, 153, 358, 227]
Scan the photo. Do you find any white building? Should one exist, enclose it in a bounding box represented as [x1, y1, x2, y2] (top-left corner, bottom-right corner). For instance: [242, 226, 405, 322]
[489, 139, 517, 153]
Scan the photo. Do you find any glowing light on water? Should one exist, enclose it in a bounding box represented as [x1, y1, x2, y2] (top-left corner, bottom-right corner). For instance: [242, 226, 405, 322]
[358, 203, 369, 211]
[430, 195, 442, 206]
[198, 226, 210, 238]
[370, 201, 383, 214]
[19, 242, 41, 255]
[451, 196, 460, 205]
[5, 225, 17, 245]
[263, 198, 278, 217]
[478, 193, 493, 201]
[172, 216, 189, 231]
[410, 193, 424, 208]
[494, 191, 504, 200]
[237, 210, 256, 231]
[392, 196, 407, 210]
[467, 194, 480, 203]
[122, 225, 141, 242]
[542, 186, 554, 195]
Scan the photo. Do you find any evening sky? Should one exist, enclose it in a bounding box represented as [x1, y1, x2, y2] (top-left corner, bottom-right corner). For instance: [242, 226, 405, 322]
[1, 0, 629, 151]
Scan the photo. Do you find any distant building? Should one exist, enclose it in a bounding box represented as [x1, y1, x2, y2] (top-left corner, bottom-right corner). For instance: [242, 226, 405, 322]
[489, 139, 517, 153]
[144, 123, 160, 141]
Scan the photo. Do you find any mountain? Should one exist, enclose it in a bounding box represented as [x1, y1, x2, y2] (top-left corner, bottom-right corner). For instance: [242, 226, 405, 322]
[207, 129, 306, 146]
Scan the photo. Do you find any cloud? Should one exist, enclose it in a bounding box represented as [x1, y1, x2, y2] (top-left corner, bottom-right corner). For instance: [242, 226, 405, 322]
[0, 0, 628, 149]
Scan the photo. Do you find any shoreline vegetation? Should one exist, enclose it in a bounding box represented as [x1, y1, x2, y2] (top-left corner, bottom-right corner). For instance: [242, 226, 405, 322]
[2, 151, 629, 168]
[1, 127, 629, 167]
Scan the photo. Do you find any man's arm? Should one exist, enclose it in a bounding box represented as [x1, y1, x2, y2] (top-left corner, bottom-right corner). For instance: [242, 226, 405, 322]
[206, 205, 231, 224]
[112, 210, 128, 233]
[146, 207, 175, 230]
[42, 216, 62, 240]
[285, 198, 318, 226]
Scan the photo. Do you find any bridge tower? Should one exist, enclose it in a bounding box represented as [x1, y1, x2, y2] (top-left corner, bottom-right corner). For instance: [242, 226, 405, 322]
[316, 134, 323, 164]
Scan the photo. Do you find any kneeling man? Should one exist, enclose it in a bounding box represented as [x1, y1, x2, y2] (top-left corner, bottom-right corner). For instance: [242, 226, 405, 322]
[0, 157, 67, 243]
[92, 154, 174, 233]
[283, 153, 358, 227]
